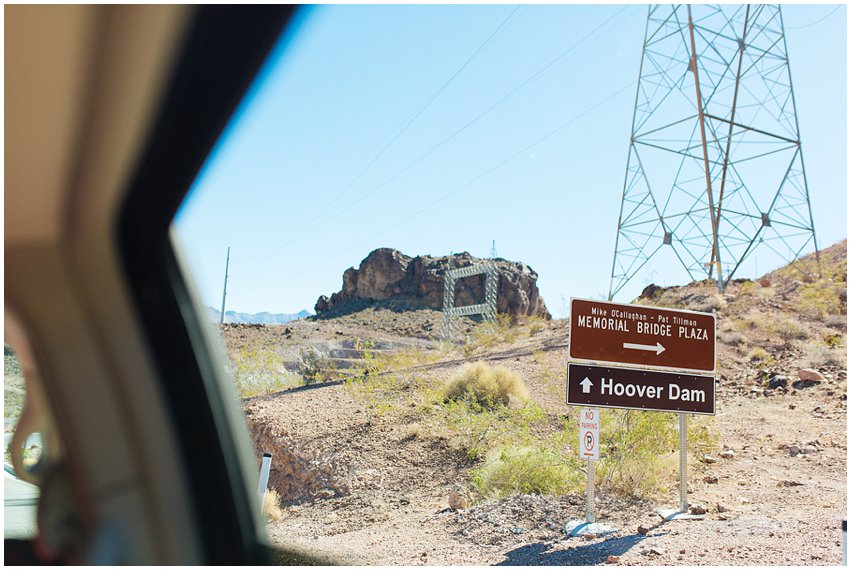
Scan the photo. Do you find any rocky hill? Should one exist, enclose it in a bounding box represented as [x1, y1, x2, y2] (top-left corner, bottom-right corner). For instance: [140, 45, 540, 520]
[315, 248, 550, 319]
[219, 240, 846, 565]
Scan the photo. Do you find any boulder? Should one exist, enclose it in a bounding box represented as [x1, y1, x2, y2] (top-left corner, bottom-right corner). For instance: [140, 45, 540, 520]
[315, 248, 550, 319]
[448, 483, 473, 510]
[640, 284, 662, 299]
[768, 375, 788, 390]
[797, 369, 824, 383]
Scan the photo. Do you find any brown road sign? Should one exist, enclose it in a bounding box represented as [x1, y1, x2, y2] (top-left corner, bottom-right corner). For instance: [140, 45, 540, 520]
[567, 363, 715, 415]
[569, 298, 716, 372]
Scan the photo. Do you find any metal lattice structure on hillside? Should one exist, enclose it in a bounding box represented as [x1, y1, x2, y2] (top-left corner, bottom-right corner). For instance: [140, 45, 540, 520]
[441, 264, 498, 342]
[609, 4, 819, 300]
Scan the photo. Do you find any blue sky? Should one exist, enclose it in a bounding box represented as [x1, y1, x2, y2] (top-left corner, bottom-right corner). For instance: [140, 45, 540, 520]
[174, 4, 846, 318]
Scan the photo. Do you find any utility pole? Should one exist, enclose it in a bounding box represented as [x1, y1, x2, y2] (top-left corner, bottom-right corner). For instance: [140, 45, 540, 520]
[220, 246, 230, 325]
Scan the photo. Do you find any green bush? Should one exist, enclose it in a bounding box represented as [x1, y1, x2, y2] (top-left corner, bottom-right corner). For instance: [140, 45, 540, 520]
[231, 348, 302, 398]
[435, 397, 545, 459]
[473, 444, 583, 498]
[799, 281, 844, 320]
[444, 362, 528, 409]
[297, 347, 330, 384]
[772, 315, 807, 341]
[803, 341, 845, 368]
[596, 410, 710, 499]
[747, 347, 774, 367]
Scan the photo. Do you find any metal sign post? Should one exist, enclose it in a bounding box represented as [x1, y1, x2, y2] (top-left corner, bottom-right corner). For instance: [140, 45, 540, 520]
[585, 456, 596, 524]
[658, 414, 704, 521]
[679, 414, 688, 512]
[564, 408, 616, 537]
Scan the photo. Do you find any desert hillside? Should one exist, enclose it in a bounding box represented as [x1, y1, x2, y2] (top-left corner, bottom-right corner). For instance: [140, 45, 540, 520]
[219, 241, 846, 565]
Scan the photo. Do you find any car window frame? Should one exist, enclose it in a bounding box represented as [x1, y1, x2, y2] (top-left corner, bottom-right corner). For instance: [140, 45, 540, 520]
[117, 6, 296, 564]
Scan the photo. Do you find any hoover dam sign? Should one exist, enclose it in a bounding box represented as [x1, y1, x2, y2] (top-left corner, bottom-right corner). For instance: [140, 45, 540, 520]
[567, 363, 715, 415]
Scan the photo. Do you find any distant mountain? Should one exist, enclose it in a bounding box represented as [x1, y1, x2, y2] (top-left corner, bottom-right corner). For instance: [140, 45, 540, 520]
[207, 307, 312, 325]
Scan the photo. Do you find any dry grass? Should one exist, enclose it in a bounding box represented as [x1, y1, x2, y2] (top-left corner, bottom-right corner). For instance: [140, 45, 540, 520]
[404, 422, 422, 439]
[734, 311, 770, 332]
[444, 362, 529, 409]
[717, 329, 745, 346]
[802, 341, 846, 368]
[772, 315, 807, 341]
[472, 445, 582, 499]
[687, 294, 725, 313]
[747, 347, 774, 367]
[263, 488, 284, 521]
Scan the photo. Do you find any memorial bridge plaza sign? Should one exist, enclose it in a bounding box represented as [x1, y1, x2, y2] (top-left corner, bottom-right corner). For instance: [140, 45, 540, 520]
[569, 298, 716, 373]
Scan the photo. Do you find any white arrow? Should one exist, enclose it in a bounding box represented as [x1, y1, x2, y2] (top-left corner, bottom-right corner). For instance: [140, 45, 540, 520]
[623, 341, 666, 355]
[580, 377, 593, 394]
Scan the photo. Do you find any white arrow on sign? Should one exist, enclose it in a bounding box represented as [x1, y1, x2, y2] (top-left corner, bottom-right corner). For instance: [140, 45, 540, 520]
[623, 341, 666, 355]
[580, 377, 593, 393]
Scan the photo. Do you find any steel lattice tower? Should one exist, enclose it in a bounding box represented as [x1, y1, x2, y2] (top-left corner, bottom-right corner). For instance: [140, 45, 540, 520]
[609, 4, 819, 300]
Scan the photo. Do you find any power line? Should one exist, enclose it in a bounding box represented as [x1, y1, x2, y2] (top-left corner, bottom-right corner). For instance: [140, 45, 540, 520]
[246, 4, 636, 269]
[319, 4, 635, 223]
[785, 5, 842, 30]
[311, 79, 637, 270]
[243, 5, 524, 269]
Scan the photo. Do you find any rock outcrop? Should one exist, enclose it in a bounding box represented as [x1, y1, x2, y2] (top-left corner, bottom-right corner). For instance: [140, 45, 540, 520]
[315, 248, 550, 319]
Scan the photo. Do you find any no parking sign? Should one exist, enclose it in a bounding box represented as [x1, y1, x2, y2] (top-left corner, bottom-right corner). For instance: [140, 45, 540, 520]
[579, 408, 599, 461]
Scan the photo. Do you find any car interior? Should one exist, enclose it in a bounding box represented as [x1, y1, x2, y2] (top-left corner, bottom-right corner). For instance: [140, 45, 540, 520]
[4, 5, 340, 564]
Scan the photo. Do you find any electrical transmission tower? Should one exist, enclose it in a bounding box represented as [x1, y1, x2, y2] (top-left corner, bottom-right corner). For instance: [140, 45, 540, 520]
[609, 4, 819, 300]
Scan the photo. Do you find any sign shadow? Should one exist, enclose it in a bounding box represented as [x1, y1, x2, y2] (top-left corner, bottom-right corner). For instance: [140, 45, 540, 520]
[496, 530, 669, 566]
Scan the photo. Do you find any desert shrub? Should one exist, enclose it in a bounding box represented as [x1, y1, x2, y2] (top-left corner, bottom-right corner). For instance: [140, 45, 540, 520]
[747, 347, 774, 367]
[231, 348, 302, 398]
[734, 311, 770, 332]
[717, 329, 744, 346]
[596, 410, 683, 499]
[595, 410, 714, 499]
[444, 362, 528, 409]
[345, 370, 404, 424]
[798, 281, 844, 320]
[472, 444, 583, 498]
[263, 488, 284, 521]
[297, 347, 330, 384]
[462, 313, 521, 355]
[433, 397, 545, 459]
[737, 280, 757, 296]
[772, 315, 807, 341]
[824, 334, 844, 348]
[803, 341, 845, 368]
[345, 345, 438, 424]
[404, 423, 422, 439]
[687, 294, 724, 313]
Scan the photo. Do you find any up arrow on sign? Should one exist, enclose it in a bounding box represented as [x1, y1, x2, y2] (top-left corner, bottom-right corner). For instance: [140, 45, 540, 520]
[580, 377, 593, 393]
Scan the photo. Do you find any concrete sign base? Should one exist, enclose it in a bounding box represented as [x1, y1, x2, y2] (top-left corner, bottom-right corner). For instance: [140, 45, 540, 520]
[563, 520, 618, 537]
[656, 508, 706, 521]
